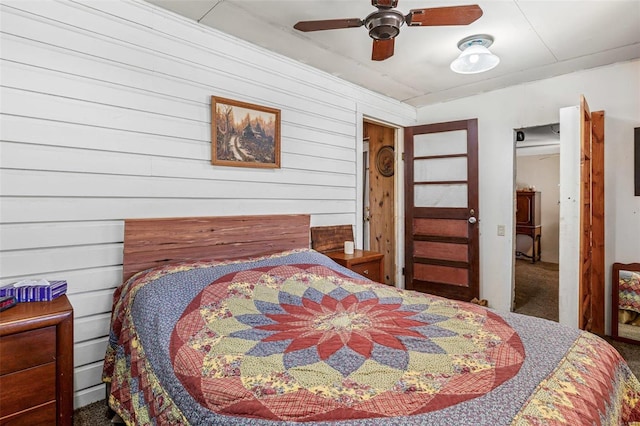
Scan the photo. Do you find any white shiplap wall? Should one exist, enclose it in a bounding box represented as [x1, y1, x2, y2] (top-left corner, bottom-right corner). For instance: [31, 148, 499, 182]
[0, 0, 416, 408]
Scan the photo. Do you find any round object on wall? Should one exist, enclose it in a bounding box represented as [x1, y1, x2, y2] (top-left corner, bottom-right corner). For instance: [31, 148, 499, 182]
[376, 146, 394, 177]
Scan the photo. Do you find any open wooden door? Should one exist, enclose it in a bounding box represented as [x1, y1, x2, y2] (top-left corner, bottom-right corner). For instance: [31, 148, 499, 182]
[579, 96, 593, 330]
[579, 96, 605, 333]
[404, 119, 479, 301]
[364, 121, 396, 285]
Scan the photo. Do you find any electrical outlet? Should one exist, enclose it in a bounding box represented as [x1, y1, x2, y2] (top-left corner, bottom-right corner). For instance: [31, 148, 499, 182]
[497, 225, 505, 236]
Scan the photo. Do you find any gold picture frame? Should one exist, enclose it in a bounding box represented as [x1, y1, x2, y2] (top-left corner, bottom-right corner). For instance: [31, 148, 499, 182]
[211, 96, 281, 168]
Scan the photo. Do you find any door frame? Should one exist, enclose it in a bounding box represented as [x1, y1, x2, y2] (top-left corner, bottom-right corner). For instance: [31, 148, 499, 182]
[357, 116, 405, 287]
[363, 120, 397, 285]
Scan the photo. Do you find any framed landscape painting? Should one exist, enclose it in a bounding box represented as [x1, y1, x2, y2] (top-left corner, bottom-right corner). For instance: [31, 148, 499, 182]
[211, 96, 281, 168]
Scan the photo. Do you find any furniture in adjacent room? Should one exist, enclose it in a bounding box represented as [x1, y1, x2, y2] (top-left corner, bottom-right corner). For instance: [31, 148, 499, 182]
[515, 190, 541, 263]
[0, 295, 74, 425]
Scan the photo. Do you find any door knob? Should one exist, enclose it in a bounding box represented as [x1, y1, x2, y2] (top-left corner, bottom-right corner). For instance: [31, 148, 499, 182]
[468, 217, 477, 224]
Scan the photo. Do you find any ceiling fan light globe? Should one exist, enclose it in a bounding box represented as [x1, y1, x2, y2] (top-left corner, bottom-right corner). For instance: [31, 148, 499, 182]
[450, 45, 499, 74]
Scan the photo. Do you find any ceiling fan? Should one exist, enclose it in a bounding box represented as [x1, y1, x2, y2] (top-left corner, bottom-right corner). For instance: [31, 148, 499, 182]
[293, 0, 483, 61]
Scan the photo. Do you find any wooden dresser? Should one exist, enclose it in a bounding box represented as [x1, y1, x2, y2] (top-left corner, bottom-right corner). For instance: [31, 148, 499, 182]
[0, 296, 73, 425]
[516, 190, 542, 262]
[326, 250, 385, 284]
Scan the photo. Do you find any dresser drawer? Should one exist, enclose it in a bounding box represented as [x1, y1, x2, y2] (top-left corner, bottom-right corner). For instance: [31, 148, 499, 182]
[0, 326, 56, 375]
[0, 363, 56, 417]
[0, 296, 74, 425]
[351, 261, 381, 282]
[0, 400, 56, 426]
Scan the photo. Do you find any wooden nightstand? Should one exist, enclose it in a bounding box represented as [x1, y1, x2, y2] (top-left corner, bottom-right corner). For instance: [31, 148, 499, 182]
[326, 249, 385, 284]
[0, 296, 73, 425]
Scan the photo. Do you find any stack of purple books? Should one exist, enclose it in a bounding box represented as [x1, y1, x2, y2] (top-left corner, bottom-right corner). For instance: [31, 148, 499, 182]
[0, 279, 67, 302]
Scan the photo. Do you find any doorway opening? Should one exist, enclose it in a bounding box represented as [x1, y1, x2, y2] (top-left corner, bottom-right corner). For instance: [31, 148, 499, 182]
[513, 123, 560, 322]
[363, 120, 396, 286]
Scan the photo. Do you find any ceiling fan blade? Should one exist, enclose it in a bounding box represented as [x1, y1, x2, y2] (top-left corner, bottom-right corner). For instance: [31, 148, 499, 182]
[406, 5, 483, 26]
[372, 39, 395, 61]
[294, 18, 363, 32]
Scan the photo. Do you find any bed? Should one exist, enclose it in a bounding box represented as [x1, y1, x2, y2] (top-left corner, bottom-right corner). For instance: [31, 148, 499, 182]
[103, 214, 640, 425]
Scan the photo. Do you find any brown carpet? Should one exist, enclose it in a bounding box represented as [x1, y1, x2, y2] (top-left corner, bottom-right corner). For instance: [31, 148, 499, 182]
[73, 399, 113, 425]
[74, 262, 640, 424]
[514, 259, 559, 321]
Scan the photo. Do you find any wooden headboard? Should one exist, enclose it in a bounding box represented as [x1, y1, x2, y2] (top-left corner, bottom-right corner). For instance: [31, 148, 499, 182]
[122, 214, 310, 282]
[310, 224, 354, 252]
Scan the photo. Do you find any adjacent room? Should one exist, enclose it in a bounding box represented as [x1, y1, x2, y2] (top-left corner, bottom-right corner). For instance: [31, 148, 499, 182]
[513, 123, 560, 321]
[1, 0, 639, 424]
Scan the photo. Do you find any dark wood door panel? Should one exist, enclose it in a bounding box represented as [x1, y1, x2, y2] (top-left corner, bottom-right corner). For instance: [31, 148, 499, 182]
[404, 119, 479, 302]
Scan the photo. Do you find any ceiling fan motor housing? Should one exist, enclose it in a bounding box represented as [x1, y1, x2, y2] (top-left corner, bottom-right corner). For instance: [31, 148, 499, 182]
[365, 9, 404, 40]
[371, 0, 398, 8]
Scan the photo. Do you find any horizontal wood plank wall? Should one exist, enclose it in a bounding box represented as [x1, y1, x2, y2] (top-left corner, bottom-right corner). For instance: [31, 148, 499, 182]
[0, 0, 415, 409]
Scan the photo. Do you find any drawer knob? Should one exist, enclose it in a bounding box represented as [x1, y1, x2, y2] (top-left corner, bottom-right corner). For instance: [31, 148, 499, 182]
[363, 270, 369, 274]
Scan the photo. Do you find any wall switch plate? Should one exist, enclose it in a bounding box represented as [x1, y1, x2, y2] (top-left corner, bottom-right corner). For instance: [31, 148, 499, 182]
[497, 225, 505, 236]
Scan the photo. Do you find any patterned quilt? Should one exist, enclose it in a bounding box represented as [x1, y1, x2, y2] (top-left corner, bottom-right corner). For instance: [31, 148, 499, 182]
[619, 270, 640, 314]
[103, 249, 640, 425]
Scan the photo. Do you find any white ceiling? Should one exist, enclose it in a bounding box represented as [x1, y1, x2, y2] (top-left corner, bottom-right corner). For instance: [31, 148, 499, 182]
[146, 0, 640, 107]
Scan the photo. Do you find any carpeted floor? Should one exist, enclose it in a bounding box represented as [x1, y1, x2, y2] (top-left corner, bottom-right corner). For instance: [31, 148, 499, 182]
[73, 399, 113, 426]
[514, 259, 559, 321]
[75, 261, 640, 424]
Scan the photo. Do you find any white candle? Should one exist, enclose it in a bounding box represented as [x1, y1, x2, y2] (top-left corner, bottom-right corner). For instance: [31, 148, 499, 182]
[344, 241, 354, 254]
